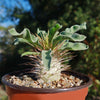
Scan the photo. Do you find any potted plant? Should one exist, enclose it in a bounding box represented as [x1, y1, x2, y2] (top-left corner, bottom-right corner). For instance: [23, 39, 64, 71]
[2, 22, 92, 100]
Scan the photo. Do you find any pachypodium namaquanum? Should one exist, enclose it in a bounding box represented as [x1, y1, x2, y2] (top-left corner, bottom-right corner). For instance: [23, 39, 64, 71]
[9, 22, 89, 83]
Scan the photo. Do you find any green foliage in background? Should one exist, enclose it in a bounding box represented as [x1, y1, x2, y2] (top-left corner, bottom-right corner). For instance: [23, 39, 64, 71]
[0, 0, 100, 99]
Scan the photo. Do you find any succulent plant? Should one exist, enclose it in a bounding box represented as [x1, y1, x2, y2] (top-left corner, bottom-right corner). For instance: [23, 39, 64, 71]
[9, 22, 88, 83]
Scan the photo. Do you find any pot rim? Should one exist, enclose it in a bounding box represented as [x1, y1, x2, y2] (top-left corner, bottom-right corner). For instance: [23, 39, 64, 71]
[2, 69, 92, 93]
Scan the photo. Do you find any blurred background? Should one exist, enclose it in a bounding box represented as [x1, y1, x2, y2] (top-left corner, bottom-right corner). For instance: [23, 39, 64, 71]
[0, 0, 100, 100]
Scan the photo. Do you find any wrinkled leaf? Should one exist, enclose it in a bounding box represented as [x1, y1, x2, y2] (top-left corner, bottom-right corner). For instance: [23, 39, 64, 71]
[14, 38, 34, 47]
[9, 28, 38, 44]
[42, 50, 51, 70]
[60, 22, 87, 41]
[70, 22, 86, 33]
[23, 29, 37, 43]
[71, 33, 86, 41]
[61, 41, 89, 51]
[21, 51, 40, 57]
[65, 22, 86, 34]
[8, 28, 23, 36]
[60, 32, 86, 41]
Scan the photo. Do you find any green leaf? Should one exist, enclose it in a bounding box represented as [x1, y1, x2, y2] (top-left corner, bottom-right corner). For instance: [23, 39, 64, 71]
[37, 28, 47, 40]
[22, 28, 38, 43]
[49, 23, 62, 42]
[31, 35, 38, 43]
[42, 50, 52, 70]
[60, 32, 86, 41]
[52, 35, 63, 49]
[21, 52, 40, 57]
[61, 41, 89, 51]
[9, 28, 37, 43]
[71, 33, 86, 41]
[65, 22, 86, 34]
[9, 28, 38, 47]
[60, 22, 87, 41]
[8, 28, 23, 36]
[14, 38, 34, 47]
[70, 22, 86, 33]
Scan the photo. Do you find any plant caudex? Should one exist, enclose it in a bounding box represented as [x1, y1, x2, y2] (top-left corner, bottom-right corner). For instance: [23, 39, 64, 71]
[9, 22, 88, 83]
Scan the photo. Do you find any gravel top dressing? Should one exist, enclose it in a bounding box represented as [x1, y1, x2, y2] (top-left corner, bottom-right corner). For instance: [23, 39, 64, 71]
[8, 74, 84, 89]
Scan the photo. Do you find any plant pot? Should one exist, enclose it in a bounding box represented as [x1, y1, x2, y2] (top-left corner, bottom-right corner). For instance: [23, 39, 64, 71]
[2, 69, 92, 100]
